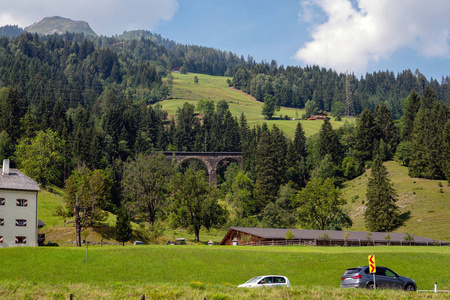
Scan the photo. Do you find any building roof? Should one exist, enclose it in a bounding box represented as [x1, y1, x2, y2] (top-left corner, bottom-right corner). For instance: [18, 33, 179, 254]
[0, 168, 40, 191]
[220, 227, 448, 245]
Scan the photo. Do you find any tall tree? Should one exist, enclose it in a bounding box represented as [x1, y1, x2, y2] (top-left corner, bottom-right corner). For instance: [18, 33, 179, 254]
[295, 177, 352, 230]
[293, 122, 307, 160]
[115, 206, 133, 246]
[261, 94, 279, 120]
[171, 167, 227, 242]
[443, 120, 450, 183]
[0, 87, 24, 139]
[364, 157, 405, 232]
[316, 119, 343, 165]
[122, 153, 175, 224]
[64, 166, 110, 247]
[409, 86, 447, 179]
[254, 126, 287, 210]
[174, 102, 198, 151]
[355, 108, 377, 162]
[15, 129, 65, 187]
[401, 90, 421, 141]
[230, 172, 254, 219]
[374, 103, 398, 159]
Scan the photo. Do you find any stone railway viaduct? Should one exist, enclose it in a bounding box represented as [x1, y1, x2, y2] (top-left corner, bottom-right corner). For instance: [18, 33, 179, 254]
[162, 152, 243, 186]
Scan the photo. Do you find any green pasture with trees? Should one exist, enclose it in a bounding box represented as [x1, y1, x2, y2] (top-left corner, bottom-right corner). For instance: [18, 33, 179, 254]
[0, 29, 450, 299]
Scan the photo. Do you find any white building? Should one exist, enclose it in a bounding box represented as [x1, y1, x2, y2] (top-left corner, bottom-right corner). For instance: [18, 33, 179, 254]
[0, 159, 40, 247]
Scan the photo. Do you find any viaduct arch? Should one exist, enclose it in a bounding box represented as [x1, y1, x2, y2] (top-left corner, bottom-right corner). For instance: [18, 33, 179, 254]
[163, 152, 243, 186]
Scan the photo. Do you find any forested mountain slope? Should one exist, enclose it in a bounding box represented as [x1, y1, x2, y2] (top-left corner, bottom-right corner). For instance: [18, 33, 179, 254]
[0, 28, 448, 241]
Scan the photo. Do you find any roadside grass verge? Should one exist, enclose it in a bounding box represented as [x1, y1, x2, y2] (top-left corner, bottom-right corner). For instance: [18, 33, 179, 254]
[1, 281, 446, 300]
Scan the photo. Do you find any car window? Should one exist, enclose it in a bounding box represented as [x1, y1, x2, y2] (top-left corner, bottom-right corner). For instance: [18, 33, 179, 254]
[385, 269, 396, 277]
[345, 268, 361, 275]
[272, 277, 286, 284]
[246, 276, 263, 284]
[375, 268, 387, 276]
[259, 277, 272, 284]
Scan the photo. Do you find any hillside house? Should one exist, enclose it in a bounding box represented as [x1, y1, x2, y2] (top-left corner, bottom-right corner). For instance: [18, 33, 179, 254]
[0, 159, 40, 247]
[307, 113, 330, 120]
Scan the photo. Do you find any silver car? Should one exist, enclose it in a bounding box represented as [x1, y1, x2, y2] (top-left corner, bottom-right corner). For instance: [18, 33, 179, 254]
[238, 275, 290, 288]
[340, 266, 416, 291]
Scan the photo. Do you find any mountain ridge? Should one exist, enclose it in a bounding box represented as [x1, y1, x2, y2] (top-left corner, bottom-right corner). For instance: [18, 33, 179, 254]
[24, 16, 97, 36]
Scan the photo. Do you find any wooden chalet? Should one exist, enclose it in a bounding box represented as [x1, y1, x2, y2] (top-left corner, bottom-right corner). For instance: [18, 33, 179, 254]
[171, 66, 181, 72]
[219, 227, 449, 247]
[307, 113, 330, 120]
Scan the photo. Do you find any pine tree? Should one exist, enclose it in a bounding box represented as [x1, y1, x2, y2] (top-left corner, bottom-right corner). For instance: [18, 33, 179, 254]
[316, 119, 343, 165]
[374, 103, 398, 159]
[115, 206, 132, 246]
[443, 120, 450, 183]
[254, 126, 286, 211]
[293, 122, 307, 160]
[364, 157, 404, 232]
[409, 86, 447, 179]
[401, 90, 421, 141]
[355, 108, 377, 162]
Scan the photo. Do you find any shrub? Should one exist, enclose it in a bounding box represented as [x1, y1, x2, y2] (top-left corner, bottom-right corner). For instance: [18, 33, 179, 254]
[190, 281, 205, 290]
[210, 294, 229, 300]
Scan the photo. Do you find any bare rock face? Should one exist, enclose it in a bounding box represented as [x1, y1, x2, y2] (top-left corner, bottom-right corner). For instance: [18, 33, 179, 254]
[25, 16, 97, 36]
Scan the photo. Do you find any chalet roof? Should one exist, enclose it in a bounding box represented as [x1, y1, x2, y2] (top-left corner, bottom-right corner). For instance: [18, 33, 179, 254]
[220, 227, 448, 245]
[0, 169, 40, 191]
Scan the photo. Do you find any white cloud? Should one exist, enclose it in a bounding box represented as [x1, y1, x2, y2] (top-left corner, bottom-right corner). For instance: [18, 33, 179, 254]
[0, 0, 178, 36]
[295, 0, 450, 74]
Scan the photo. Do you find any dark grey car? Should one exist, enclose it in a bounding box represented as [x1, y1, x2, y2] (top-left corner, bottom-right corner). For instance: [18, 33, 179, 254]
[340, 266, 417, 291]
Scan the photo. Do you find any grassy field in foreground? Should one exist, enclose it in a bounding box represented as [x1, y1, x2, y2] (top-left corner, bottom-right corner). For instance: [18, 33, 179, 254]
[343, 161, 450, 241]
[1, 246, 449, 299]
[1, 281, 447, 300]
[160, 73, 350, 137]
[1, 246, 449, 288]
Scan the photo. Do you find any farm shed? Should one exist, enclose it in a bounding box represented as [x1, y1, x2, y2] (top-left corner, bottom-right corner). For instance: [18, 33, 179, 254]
[219, 227, 449, 246]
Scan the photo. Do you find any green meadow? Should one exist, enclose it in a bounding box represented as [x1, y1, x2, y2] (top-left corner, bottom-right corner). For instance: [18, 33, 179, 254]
[343, 161, 450, 241]
[1, 245, 449, 299]
[160, 73, 349, 137]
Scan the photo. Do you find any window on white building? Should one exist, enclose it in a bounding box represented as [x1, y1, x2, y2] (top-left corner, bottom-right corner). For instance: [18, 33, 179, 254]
[15, 236, 26, 244]
[0, 218, 4, 226]
[16, 199, 28, 207]
[0, 198, 5, 205]
[0, 236, 3, 243]
[16, 219, 27, 227]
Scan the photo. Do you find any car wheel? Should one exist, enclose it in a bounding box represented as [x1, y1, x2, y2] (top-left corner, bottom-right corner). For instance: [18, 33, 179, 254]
[404, 284, 416, 291]
[366, 282, 376, 290]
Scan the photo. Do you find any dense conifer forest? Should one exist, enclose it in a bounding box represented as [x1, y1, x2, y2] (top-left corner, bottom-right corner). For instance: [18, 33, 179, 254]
[0, 30, 448, 232]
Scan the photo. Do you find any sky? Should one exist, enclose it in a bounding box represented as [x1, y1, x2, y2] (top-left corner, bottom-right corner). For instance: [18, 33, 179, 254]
[1, 0, 450, 80]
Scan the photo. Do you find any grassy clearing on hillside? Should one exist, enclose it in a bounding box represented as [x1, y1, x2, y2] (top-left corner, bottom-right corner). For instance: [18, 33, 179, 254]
[343, 161, 450, 241]
[161, 73, 349, 137]
[0, 246, 448, 299]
